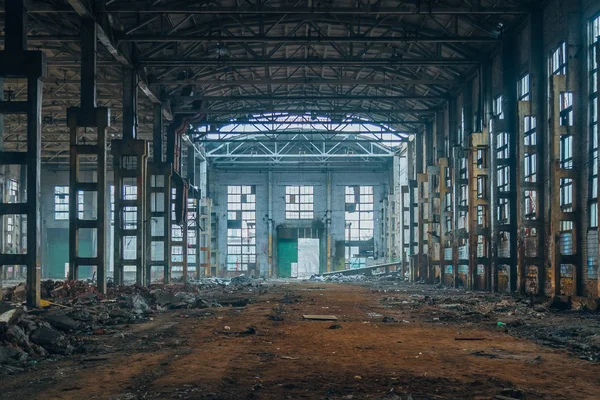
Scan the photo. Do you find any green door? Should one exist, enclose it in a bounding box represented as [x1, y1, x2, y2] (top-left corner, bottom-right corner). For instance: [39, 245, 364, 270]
[46, 228, 95, 279]
[46, 228, 68, 279]
[277, 238, 298, 278]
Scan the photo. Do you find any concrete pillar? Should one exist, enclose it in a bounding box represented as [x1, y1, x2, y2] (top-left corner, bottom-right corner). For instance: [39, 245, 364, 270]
[268, 171, 274, 277]
[0, 0, 45, 307]
[326, 170, 332, 272]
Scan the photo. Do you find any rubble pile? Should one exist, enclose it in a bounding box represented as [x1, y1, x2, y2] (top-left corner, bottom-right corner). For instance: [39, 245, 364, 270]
[310, 271, 406, 283]
[0, 277, 261, 367]
[374, 284, 600, 362]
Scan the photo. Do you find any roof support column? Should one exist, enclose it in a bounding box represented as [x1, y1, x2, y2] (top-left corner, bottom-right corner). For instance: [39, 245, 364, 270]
[68, 17, 110, 294]
[502, 30, 519, 293]
[0, 0, 45, 307]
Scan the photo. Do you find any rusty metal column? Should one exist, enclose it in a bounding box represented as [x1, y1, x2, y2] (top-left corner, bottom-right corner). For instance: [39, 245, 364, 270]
[0, 0, 45, 307]
[502, 35, 519, 293]
[469, 129, 491, 290]
[112, 140, 148, 286]
[68, 18, 109, 294]
[147, 104, 173, 284]
[415, 131, 428, 280]
[427, 163, 439, 283]
[112, 68, 148, 286]
[457, 80, 473, 288]
[530, 9, 546, 296]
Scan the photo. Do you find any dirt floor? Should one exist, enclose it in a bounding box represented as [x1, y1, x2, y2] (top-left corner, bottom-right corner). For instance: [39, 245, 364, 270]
[1, 281, 600, 400]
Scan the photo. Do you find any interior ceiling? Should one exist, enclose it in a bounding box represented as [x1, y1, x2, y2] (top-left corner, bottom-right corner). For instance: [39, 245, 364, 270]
[0, 0, 538, 165]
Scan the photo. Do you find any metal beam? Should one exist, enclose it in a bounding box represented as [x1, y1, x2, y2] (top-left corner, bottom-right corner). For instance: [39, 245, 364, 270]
[101, 6, 530, 15]
[182, 107, 435, 115]
[120, 35, 498, 43]
[141, 58, 479, 67]
[66, 0, 171, 120]
[174, 95, 446, 101]
[155, 78, 459, 86]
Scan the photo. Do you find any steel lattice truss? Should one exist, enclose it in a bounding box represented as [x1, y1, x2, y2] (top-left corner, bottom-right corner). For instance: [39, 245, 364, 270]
[0, 0, 538, 166]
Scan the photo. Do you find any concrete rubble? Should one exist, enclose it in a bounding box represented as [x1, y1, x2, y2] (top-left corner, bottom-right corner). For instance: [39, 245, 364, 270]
[0, 277, 263, 368]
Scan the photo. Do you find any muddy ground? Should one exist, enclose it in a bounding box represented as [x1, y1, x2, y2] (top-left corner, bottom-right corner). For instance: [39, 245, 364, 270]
[1, 280, 599, 400]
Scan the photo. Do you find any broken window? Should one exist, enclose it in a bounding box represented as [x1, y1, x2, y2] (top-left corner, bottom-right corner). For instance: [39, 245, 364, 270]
[227, 185, 256, 271]
[560, 92, 574, 126]
[590, 16, 600, 229]
[285, 185, 314, 220]
[493, 95, 504, 119]
[524, 190, 537, 220]
[54, 185, 69, 220]
[518, 73, 531, 101]
[345, 186, 374, 269]
[550, 42, 567, 76]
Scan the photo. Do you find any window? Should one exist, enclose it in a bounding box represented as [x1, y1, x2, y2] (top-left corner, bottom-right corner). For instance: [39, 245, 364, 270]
[524, 116, 537, 146]
[285, 185, 314, 219]
[497, 166, 510, 192]
[345, 186, 374, 269]
[560, 92, 574, 126]
[524, 190, 537, 220]
[496, 132, 509, 159]
[498, 198, 510, 224]
[518, 73, 531, 101]
[476, 148, 488, 169]
[78, 191, 84, 220]
[226, 185, 256, 271]
[54, 186, 69, 220]
[590, 15, 600, 228]
[560, 178, 574, 212]
[560, 134, 573, 169]
[477, 176, 488, 199]
[110, 185, 115, 224]
[493, 95, 504, 119]
[524, 153, 537, 183]
[550, 42, 567, 76]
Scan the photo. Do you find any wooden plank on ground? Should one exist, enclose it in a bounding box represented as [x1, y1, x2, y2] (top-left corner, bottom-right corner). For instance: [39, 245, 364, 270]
[303, 315, 338, 321]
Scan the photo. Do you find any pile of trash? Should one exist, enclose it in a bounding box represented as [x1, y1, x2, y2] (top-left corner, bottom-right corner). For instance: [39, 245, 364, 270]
[0, 277, 260, 367]
[309, 271, 406, 283]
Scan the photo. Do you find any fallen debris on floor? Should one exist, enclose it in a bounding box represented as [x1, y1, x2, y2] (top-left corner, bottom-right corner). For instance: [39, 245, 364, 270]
[302, 314, 338, 321]
[0, 276, 264, 366]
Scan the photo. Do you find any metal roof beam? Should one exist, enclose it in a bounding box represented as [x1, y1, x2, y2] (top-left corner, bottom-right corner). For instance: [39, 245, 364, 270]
[66, 0, 172, 120]
[100, 6, 530, 15]
[172, 95, 446, 101]
[119, 35, 499, 43]
[141, 58, 479, 67]
[153, 78, 459, 86]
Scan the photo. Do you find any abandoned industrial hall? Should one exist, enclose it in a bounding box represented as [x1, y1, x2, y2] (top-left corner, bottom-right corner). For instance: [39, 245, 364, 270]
[1, 0, 600, 399]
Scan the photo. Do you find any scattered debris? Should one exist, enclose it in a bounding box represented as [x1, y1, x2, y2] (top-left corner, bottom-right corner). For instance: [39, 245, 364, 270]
[303, 315, 338, 321]
[0, 276, 259, 366]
